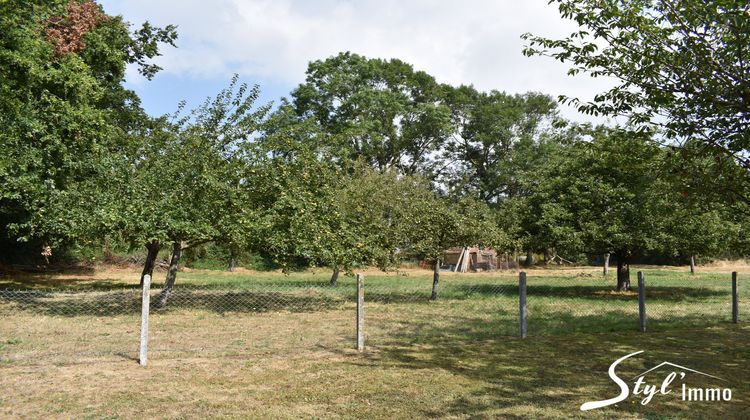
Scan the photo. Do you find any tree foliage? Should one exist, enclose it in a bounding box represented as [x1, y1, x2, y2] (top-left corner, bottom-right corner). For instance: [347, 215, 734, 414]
[292, 52, 453, 178]
[442, 86, 559, 202]
[522, 0, 750, 194]
[528, 128, 669, 258]
[0, 0, 176, 262]
[117, 76, 269, 303]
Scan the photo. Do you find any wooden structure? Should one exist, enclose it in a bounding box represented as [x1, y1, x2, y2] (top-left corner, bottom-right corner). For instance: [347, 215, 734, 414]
[442, 246, 498, 272]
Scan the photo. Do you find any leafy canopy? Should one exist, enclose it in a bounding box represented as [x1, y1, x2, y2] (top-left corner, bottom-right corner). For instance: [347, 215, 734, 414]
[522, 0, 750, 176]
[292, 52, 453, 178]
[0, 0, 176, 254]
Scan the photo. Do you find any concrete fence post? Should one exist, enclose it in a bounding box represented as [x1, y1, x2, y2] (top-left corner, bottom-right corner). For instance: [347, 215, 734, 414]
[519, 272, 527, 338]
[139, 274, 151, 366]
[732, 272, 738, 324]
[638, 272, 646, 333]
[356, 273, 364, 352]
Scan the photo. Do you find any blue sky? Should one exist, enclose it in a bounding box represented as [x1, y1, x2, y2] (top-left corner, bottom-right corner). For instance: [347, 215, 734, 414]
[100, 0, 615, 122]
[119, 71, 293, 117]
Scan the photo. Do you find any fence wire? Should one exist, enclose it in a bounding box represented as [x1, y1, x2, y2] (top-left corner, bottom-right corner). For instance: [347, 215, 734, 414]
[0, 272, 742, 365]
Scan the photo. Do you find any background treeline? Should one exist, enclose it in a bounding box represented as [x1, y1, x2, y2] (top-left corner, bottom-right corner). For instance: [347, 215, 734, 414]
[1, 1, 749, 297]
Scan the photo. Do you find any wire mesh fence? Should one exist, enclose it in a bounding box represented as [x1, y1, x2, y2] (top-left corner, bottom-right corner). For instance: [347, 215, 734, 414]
[641, 273, 738, 328]
[0, 287, 142, 365]
[0, 271, 743, 366]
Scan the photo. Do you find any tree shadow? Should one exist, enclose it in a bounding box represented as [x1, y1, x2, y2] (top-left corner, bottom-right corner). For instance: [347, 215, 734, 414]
[0, 287, 351, 317]
[0, 280, 731, 318]
[0, 265, 96, 276]
[363, 291, 438, 304]
[450, 283, 728, 302]
[156, 289, 348, 315]
[348, 311, 747, 418]
[0, 277, 137, 290]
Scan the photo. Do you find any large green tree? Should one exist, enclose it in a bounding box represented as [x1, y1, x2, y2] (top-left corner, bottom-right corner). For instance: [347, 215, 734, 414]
[249, 125, 441, 285]
[292, 52, 453, 178]
[522, 0, 750, 202]
[661, 143, 744, 272]
[0, 0, 176, 262]
[287, 53, 458, 280]
[442, 86, 559, 203]
[117, 77, 269, 305]
[525, 127, 675, 290]
[402, 195, 507, 299]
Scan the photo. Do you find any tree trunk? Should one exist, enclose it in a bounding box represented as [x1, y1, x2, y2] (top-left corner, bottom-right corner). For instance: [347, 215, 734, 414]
[140, 241, 161, 286]
[616, 256, 630, 291]
[525, 250, 534, 267]
[431, 259, 440, 300]
[603, 252, 610, 277]
[690, 255, 696, 275]
[228, 248, 237, 272]
[329, 266, 340, 286]
[156, 241, 182, 308]
[104, 236, 114, 262]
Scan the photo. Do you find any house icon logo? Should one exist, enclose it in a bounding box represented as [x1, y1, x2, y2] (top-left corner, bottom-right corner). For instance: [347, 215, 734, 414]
[633, 361, 726, 382]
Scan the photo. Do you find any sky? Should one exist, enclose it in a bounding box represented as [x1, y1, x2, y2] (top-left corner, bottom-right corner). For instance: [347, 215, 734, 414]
[99, 0, 616, 123]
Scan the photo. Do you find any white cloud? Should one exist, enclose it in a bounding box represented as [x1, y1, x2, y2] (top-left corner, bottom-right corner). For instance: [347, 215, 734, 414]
[102, 0, 619, 122]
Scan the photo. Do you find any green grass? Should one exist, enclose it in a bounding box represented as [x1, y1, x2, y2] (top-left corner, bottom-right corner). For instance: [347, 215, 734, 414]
[0, 266, 748, 418]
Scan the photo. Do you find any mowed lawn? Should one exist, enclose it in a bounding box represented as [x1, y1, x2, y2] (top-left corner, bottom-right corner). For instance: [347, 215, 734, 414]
[0, 266, 748, 418]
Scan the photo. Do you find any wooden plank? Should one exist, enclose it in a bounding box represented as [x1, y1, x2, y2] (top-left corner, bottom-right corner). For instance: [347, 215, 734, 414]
[460, 248, 470, 272]
[453, 247, 465, 272]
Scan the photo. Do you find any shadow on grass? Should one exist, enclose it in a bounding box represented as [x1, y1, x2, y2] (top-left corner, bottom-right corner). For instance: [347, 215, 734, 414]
[450, 283, 728, 302]
[352, 311, 749, 418]
[0, 288, 351, 317]
[0, 277, 139, 291]
[0, 275, 353, 290]
[0, 265, 96, 276]
[158, 289, 348, 314]
[0, 280, 732, 319]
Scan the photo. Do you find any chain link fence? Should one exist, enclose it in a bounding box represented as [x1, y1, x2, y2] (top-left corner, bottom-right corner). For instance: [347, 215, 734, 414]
[0, 271, 743, 365]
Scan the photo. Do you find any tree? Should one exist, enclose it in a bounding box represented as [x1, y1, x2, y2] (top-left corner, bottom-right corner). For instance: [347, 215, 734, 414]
[249, 105, 505, 292]
[289, 53, 456, 281]
[522, 0, 750, 202]
[498, 125, 581, 264]
[660, 144, 742, 273]
[440, 85, 562, 268]
[525, 127, 674, 290]
[292, 52, 453, 178]
[665, 207, 735, 274]
[248, 135, 439, 284]
[442, 85, 559, 203]
[402, 195, 507, 300]
[117, 77, 269, 305]
[246, 140, 348, 275]
[0, 0, 176, 261]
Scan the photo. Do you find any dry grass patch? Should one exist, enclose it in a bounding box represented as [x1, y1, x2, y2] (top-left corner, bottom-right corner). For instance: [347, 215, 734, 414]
[1, 266, 748, 418]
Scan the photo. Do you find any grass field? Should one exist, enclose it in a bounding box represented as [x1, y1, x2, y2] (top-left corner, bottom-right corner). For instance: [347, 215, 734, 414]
[0, 265, 748, 418]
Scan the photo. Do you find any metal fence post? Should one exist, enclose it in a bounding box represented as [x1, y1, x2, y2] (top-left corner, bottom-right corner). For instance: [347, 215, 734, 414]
[139, 274, 151, 366]
[732, 272, 738, 324]
[356, 273, 364, 352]
[638, 272, 646, 332]
[519, 272, 527, 338]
